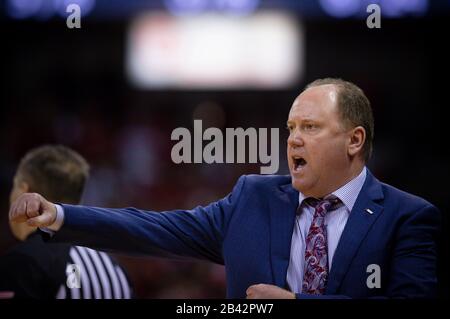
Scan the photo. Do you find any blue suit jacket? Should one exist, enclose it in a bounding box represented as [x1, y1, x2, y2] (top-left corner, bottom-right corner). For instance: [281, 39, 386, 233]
[51, 170, 440, 298]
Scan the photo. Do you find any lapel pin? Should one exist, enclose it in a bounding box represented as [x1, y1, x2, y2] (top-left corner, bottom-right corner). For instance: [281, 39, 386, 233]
[365, 208, 374, 215]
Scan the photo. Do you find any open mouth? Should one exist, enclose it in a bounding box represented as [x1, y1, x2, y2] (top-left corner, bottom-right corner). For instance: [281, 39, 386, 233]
[293, 156, 307, 172]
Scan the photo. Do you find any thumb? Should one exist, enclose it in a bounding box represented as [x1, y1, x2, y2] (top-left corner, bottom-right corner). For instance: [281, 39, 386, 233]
[27, 210, 56, 228]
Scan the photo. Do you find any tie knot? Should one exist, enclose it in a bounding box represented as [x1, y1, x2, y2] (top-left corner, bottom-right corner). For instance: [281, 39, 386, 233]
[305, 196, 343, 217]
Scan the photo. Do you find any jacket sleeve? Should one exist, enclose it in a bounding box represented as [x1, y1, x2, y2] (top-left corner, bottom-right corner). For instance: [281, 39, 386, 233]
[385, 203, 441, 298]
[47, 176, 247, 265]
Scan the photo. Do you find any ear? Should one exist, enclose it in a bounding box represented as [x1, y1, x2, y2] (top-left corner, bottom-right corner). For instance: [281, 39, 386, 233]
[348, 126, 366, 158]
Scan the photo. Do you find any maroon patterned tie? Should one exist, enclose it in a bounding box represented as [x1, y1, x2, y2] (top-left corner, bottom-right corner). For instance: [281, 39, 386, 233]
[302, 197, 343, 295]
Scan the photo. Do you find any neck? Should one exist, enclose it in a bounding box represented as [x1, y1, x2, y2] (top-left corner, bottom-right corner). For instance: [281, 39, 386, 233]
[305, 161, 365, 198]
[331, 163, 365, 192]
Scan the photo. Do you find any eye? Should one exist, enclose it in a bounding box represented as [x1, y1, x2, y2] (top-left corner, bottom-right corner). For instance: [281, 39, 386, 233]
[286, 124, 294, 132]
[303, 123, 316, 130]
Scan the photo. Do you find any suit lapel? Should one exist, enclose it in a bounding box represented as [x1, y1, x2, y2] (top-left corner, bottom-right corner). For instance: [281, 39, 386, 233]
[269, 182, 298, 288]
[326, 171, 384, 294]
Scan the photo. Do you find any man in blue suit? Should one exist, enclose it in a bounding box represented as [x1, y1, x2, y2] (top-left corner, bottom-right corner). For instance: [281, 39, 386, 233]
[9, 78, 440, 298]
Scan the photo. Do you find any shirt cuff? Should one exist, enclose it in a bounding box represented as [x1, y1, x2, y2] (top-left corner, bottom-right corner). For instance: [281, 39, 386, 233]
[40, 204, 65, 234]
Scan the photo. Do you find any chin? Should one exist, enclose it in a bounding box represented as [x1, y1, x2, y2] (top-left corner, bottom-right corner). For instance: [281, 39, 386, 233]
[291, 178, 306, 193]
[291, 175, 318, 197]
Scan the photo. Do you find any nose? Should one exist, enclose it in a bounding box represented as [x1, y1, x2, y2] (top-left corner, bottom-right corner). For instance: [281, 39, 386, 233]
[287, 128, 304, 148]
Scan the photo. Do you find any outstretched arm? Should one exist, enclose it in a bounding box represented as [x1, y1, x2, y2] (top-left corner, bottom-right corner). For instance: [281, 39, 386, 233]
[9, 176, 247, 264]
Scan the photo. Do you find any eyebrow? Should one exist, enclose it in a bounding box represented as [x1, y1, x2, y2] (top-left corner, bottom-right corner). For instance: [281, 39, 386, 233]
[301, 119, 317, 123]
[286, 118, 317, 124]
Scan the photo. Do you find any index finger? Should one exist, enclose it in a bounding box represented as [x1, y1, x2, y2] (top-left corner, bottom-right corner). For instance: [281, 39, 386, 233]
[9, 196, 28, 223]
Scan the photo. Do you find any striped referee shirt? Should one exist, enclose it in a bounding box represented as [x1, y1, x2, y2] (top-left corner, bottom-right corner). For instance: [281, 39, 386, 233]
[56, 246, 131, 299]
[286, 167, 367, 293]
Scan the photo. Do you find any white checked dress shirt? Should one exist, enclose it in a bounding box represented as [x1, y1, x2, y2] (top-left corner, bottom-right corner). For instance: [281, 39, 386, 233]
[286, 167, 367, 293]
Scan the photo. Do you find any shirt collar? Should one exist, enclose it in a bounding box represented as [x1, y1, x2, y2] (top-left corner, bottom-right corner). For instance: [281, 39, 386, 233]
[298, 167, 367, 212]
